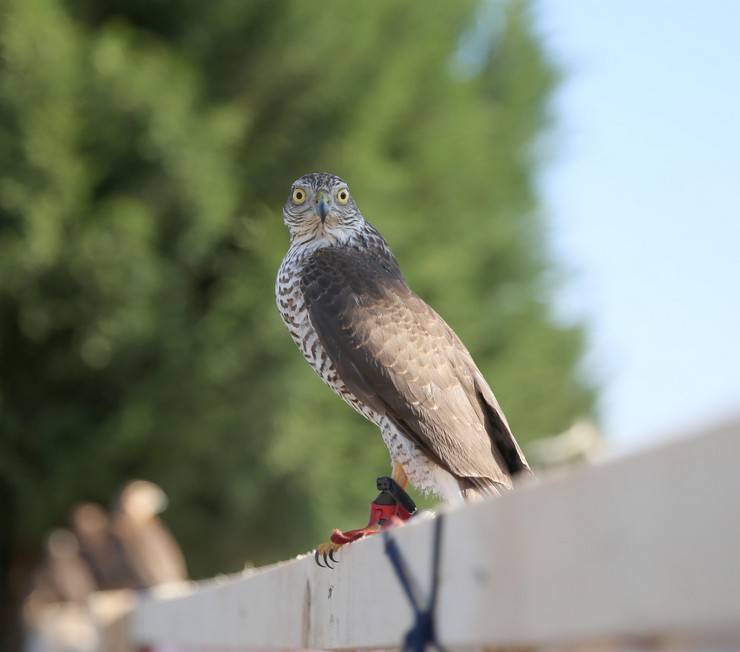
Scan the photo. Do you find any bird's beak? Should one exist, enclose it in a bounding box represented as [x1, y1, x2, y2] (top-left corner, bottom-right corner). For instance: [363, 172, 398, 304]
[316, 191, 330, 224]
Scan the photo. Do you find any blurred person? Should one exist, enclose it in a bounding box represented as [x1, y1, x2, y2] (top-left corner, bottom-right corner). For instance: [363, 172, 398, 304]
[23, 606, 99, 652]
[23, 529, 97, 622]
[70, 503, 138, 591]
[111, 480, 188, 588]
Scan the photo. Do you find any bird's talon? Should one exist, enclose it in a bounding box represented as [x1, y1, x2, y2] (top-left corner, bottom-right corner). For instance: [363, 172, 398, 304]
[314, 541, 343, 569]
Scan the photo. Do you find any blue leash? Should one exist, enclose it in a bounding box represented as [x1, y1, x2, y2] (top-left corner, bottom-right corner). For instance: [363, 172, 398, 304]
[382, 515, 448, 652]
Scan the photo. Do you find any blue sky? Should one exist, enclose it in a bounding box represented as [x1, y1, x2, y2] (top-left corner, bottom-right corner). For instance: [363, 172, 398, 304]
[533, 1, 740, 447]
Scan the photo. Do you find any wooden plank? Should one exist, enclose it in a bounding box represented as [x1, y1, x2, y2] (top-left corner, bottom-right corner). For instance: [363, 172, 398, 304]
[131, 423, 740, 649]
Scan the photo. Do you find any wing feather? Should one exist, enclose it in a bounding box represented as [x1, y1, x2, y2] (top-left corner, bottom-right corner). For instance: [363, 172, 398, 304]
[301, 246, 530, 489]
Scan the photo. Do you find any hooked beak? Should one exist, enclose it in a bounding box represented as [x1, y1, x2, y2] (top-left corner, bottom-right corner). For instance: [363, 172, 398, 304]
[315, 192, 330, 224]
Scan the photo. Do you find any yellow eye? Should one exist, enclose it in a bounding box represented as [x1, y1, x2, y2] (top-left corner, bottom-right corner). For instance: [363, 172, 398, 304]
[292, 188, 307, 204]
[336, 188, 349, 205]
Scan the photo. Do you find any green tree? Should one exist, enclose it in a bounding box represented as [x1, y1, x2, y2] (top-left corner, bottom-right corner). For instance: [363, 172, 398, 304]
[0, 0, 593, 644]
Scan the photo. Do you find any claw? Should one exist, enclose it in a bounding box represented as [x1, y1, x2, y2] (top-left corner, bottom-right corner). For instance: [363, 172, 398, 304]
[314, 541, 342, 570]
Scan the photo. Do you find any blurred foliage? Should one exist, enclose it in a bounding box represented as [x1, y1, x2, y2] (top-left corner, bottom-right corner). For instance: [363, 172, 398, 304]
[0, 0, 593, 636]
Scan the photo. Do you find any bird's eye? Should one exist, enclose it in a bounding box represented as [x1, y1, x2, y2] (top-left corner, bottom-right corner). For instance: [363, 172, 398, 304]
[292, 188, 307, 205]
[336, 188, 349, 205]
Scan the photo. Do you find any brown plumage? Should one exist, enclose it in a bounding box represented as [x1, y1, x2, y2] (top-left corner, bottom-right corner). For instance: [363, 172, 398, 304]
[277, 172, 531, 503]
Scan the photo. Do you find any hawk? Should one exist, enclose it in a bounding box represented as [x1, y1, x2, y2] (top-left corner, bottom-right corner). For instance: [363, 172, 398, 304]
[276, 173, 530, 528]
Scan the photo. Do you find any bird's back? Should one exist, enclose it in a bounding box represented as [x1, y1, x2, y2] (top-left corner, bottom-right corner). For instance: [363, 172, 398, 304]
[298, 243, 531, 494]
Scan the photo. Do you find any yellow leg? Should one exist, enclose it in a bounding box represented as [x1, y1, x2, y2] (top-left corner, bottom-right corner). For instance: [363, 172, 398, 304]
[392, 462, 409, 490]
[315, 464, 409, 569]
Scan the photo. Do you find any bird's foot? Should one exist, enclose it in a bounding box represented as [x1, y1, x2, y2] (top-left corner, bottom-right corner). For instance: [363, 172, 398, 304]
[314, 540, 343, 568]
[313, 476, 416, 569]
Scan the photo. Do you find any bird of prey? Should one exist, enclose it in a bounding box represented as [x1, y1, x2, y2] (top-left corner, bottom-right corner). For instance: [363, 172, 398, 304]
[276, 173, 531, 545]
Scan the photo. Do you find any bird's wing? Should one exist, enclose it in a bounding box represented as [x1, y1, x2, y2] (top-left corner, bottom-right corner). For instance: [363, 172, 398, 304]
[301, 247, 530, 490]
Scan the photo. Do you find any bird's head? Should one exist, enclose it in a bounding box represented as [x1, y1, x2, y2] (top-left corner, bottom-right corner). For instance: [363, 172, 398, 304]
[282, 172, 364, 244]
